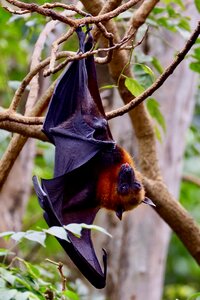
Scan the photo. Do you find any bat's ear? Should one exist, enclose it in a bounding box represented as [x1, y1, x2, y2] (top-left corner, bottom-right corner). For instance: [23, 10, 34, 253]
[142, 197, 156, 207]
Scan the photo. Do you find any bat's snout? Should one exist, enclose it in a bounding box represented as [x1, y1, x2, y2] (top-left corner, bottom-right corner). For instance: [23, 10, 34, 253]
[116, 206, 124, 220]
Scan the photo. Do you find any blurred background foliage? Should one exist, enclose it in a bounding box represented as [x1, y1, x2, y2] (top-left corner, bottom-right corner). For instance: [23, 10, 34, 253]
[0, 0, 200, 299]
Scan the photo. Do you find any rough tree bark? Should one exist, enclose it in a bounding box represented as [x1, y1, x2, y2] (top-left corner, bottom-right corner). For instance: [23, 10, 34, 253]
[0, 140, 35, 248]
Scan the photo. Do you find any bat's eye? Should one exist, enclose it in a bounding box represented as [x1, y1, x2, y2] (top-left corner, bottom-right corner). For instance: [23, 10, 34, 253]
[132, 181, 142, 191]
[118, 183, 129, 195]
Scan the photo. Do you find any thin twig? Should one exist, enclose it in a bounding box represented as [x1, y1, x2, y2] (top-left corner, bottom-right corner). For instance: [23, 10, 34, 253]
[5, 0, 141, 27]
[46, 259, 67, 291]
[9, 51, 71, 111]
[44, 29, 138, 75]
[107, 21, 200, 119]
[42, 2, 88, 17]
[48, 27, 75, 73]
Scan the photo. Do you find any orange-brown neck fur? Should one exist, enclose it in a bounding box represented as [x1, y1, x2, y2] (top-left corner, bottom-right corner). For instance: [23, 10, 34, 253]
[96, 146, 145, 213]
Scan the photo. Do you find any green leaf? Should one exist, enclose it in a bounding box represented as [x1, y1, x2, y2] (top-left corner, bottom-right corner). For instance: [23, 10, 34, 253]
[99, 84, 118, 90]
[0, 248, 15, 257]
[190, 62, 200, 73]
[0, 231, 14, 238]
[64, 223, 112, 238]
[23, 261, 40, 278]
[146, 98, 166, 132]
[62, 290, 80, 300]
[11, 232, 26, 242]
[178, 18, 191, 32]
[0, 288, 18, 300]
[16, 291, 41, 300]
[151, 57, 164, 74]
[194, 0, 200, 12]
[64, 224, 82, 238]
[194, 47, 200, 58]
[187, 292, 200, 300]
[0, 268, 17, 285]
[125, 77, 145, 97]
[81, 224, 112, 238]
[154, 124, 162, 142]
[0, 278, 6, 288]
[24, 230, 46, 247]
[44, 226, 70, 242]
[140, 64, 155, 80]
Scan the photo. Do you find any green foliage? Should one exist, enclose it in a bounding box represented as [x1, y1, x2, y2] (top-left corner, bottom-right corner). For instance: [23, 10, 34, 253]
[0, 10, 46, 107]
[124, 70, 166, 141]
[0, 256, 81, 300]
[194, 0, 200, 13]
[164, 283, 197, 300]
[0, 224, 111, 299]
[0, 224, 111, 249]
[148, 1, 191, 36]
[190, 46, 200, 74]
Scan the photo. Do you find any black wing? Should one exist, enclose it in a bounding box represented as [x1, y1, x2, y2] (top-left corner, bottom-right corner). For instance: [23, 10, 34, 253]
[33, 27, 115, 288]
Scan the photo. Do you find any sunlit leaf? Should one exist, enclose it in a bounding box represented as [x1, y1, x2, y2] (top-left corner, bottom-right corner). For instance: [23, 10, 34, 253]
[81, 224, 112, 238]
[0, 231, 14, 238]
[44, 227, 70, 242]
[16, 291, 41, 300]
[24, 230, 46, 247]
[11, 232, 26, 242]
[178, 18, 191, 32]
[0, 278, 6, 288]
[23, 261, 40, 278]
[64, 223, 112, 238]
[187, 292, 200, 300]
[62, 289, 80, 300]
[151, 57, 164, 74]
[140, 64, 155, 80]
[146, 98, 166, 132]
[99, 84, 118, 90]
[190, 62, 200, 73]
[154, 124, 162, 142]
[0, 248, 15, 257]
[194, 0, 200, 12]
[64, 224, 82, 238]
[125, 77, 145, 97]
[0, 268, 18, 285]
[0, 288, 18, 300]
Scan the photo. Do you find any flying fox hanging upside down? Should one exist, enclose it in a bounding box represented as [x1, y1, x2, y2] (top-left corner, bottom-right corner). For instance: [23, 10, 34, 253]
[33, 26, 155, 289]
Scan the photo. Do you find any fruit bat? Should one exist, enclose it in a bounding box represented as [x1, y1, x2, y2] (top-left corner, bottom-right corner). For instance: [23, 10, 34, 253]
[33, 27, 155, 289]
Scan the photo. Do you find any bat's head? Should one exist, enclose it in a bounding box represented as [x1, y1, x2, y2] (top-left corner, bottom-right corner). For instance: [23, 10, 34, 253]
[115, 163, 155, 219]
[96, 146, 155, 220]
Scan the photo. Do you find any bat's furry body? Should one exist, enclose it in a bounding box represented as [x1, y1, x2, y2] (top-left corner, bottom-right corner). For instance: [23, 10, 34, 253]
[33, 27, 153, 288]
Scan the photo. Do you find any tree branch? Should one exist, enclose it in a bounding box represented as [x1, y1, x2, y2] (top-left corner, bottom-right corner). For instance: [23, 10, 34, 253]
[107, 21, 200, 119]
[144, 177, 200, 264]
[5, 0, 141, 27]
[182, 174, 200, 187]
